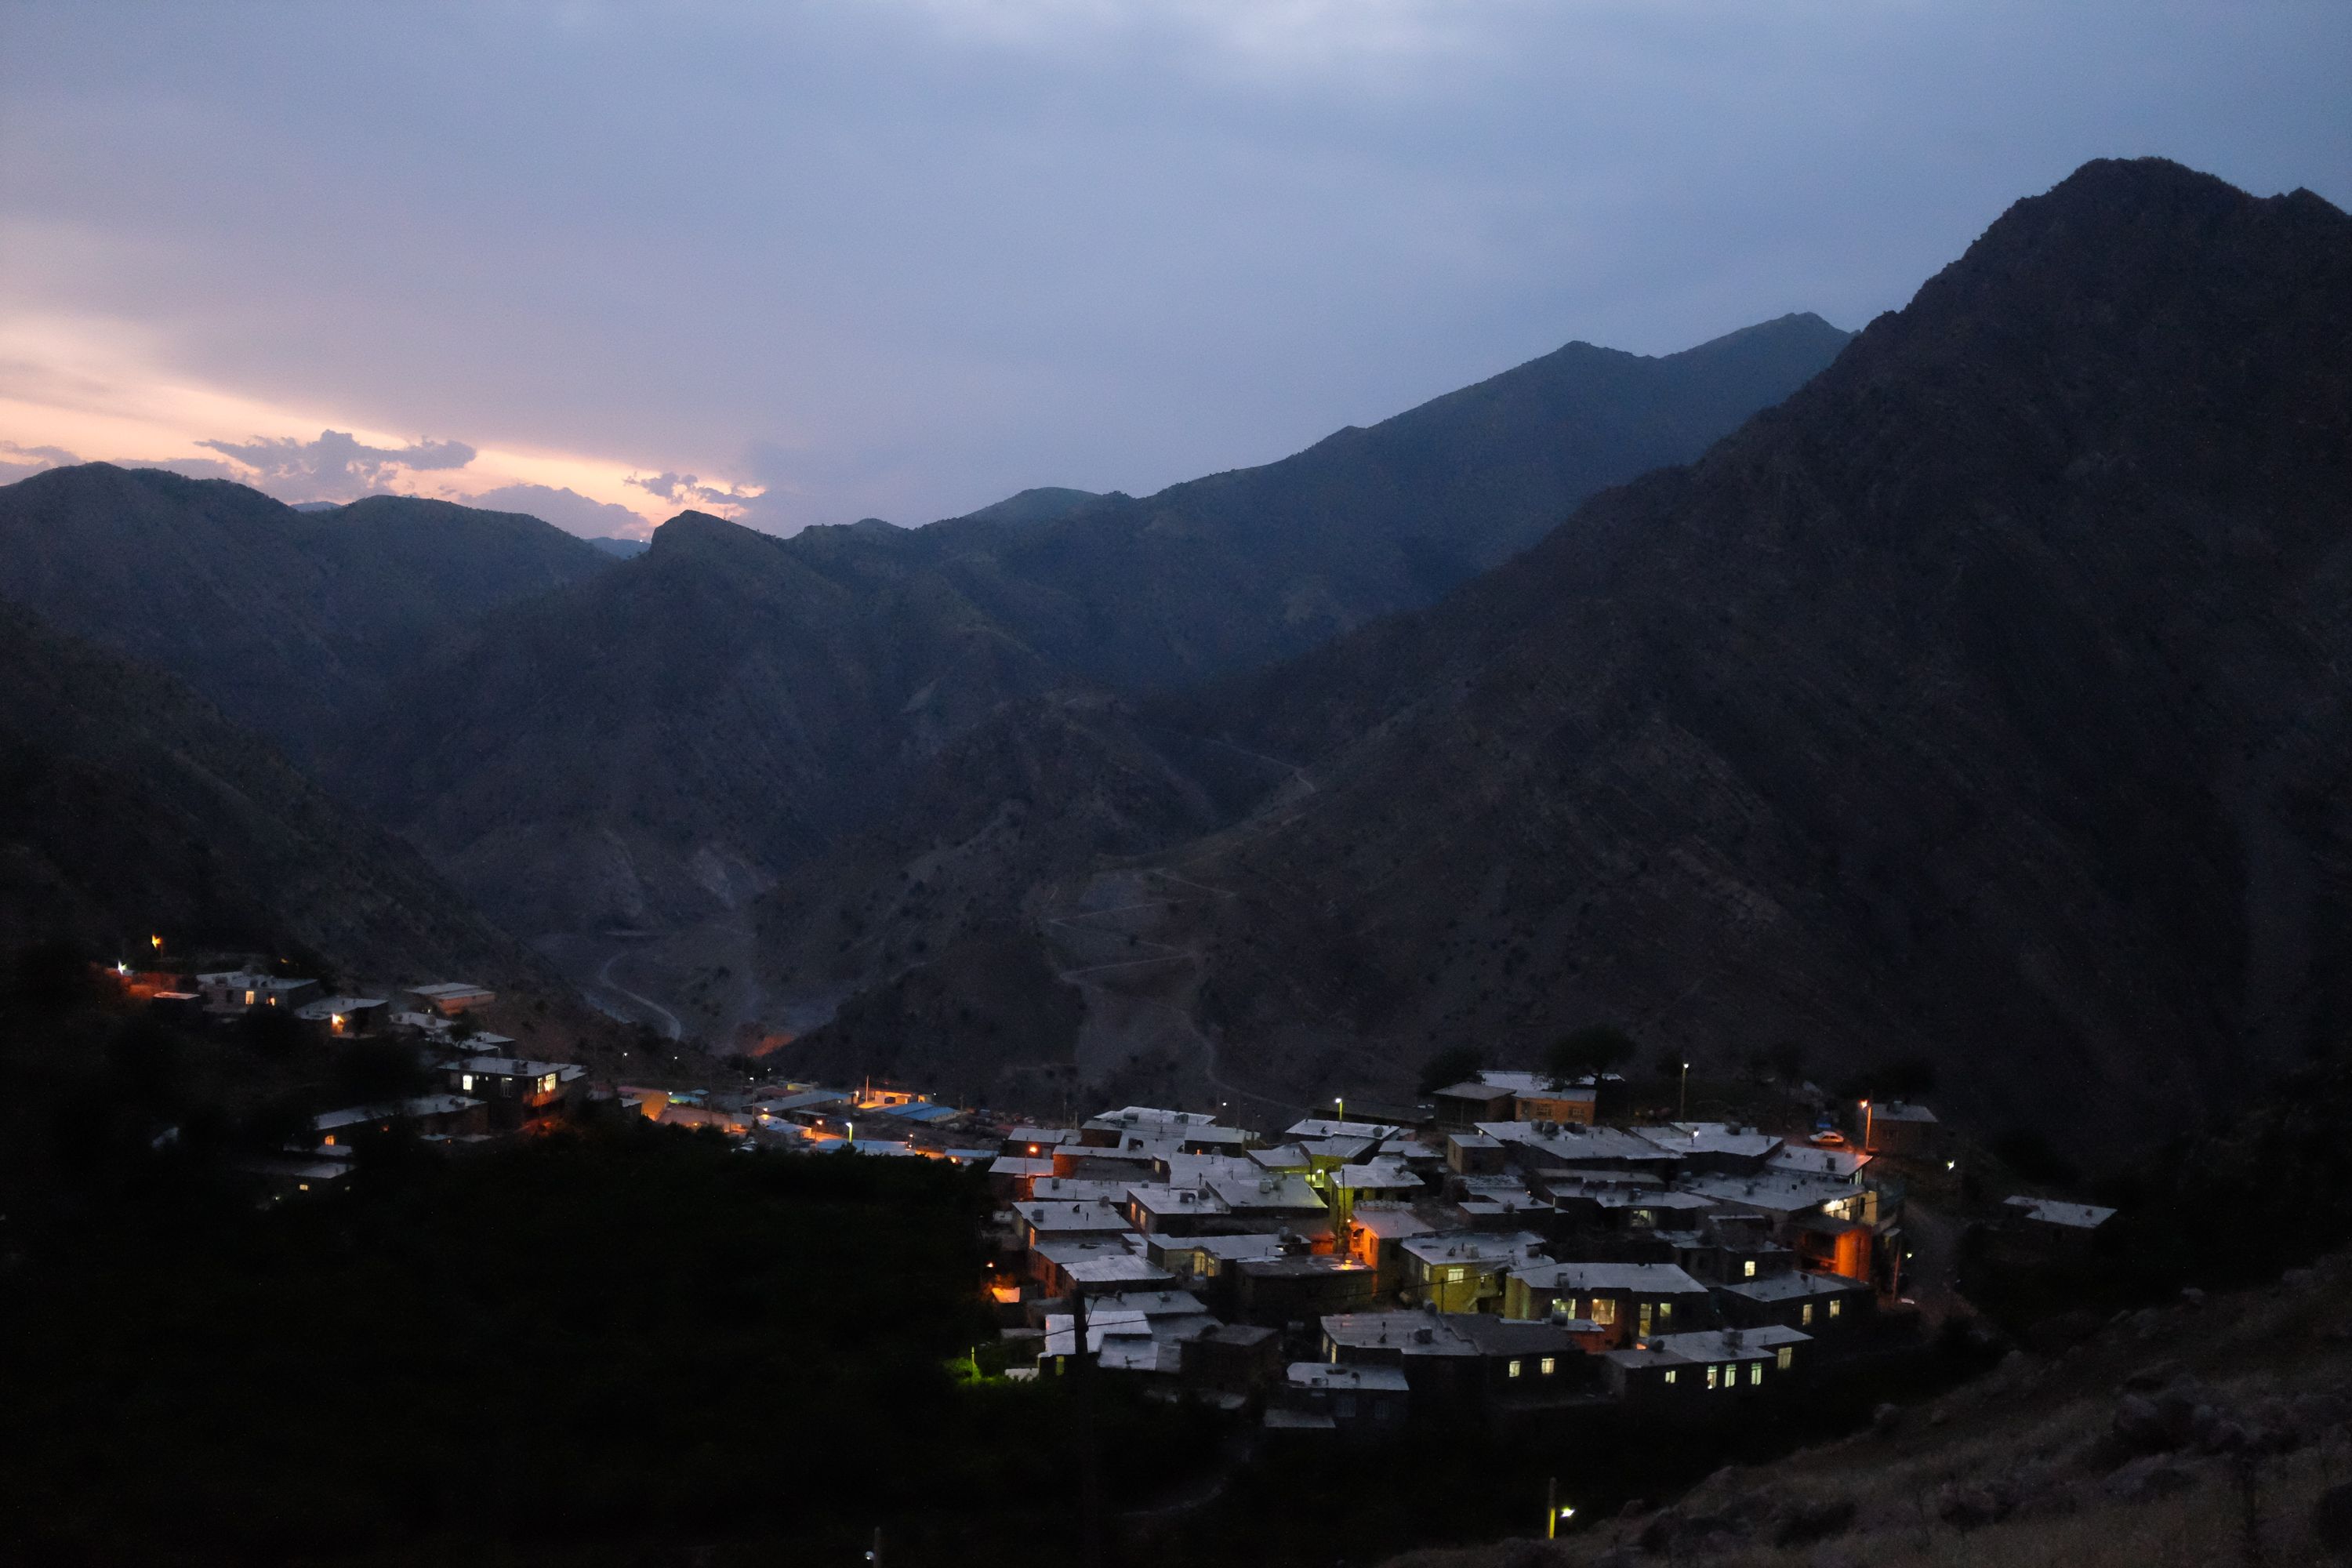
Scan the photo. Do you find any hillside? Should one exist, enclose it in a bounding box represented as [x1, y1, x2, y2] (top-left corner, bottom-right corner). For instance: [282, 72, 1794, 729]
[358, 318, 1844, 945]
[1384, 1249, 2352, 1568]
[787, 160, 2352, 1149]
[0, 464, 613, 753]
[0, 600, 539, 985]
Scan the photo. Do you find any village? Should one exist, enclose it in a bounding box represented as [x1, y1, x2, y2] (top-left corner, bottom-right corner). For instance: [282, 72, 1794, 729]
[113, 947, 2120, 1468]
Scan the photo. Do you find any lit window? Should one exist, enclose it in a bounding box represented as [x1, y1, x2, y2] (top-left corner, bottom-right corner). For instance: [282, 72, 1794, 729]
[1722, 1365, 1737, 1392]
[245, 990, 256, 1006]
[1591, 1298, 1617, 1326]
[322, 1134, 335, 1146]
[461, 1075, 474, 1091]
[1744, 1260, 1757, 1279]
[1507, 1359, 1523, 1378]
[1706, 1365, 1718, 1389]
[1750, 1363, 1762, 1386]
[1664, 1369, 1677, 1385]
[1802, 1302, 1813, 1326]
[1828, 1298, 1842, 1319]
[1777, 1346, 1793, 1371]
[1657, 1302, 1672, 1327]
[1540, 1356, 1556, 1376]
[1447, 1266, 1466, 1283]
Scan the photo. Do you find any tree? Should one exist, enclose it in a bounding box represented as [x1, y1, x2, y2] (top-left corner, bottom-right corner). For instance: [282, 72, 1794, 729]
[1417, 1044, 1486, 1096]
[1544, 1023, 1635, 1087]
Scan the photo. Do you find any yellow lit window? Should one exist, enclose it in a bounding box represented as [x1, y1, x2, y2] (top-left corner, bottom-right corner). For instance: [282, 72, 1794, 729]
[1744, 1260, 1757, 1279]
[461, 1075, 474, 1091]
[1802, 1302, 1813, 1326]
[1657, 1302, 1672, 1327]
[1777, 1346, 1793, 1371]
[1750, 1363, 1762, 1386]
[1828, 1298, 1842, 1319]
[1446, 1266, 1465, 1283]
[1507, 1359, 1523, 1378]
[1592, 1298, 1618, 1326]
[1540, 1356, 1556, 1376]
[1664, 1369, 1677, 1385]
[1722, 1365, 1737, 1392]
[1705, 1365, 1718, 1389]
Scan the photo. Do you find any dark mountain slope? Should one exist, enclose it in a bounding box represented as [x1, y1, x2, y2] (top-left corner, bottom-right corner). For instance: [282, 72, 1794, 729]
[364, 317, 1846, 945]
[1149, 159, 2352, 1145]
[0, 465, 612, 752]
[0, 601, 535, 984]
[906, 312, 1851, 689]
[353, 512, 1065, 935]
[953, 486, 1104, 526]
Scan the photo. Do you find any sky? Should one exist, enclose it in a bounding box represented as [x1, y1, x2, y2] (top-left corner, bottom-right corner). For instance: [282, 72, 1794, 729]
[2, 2, 2346, 539]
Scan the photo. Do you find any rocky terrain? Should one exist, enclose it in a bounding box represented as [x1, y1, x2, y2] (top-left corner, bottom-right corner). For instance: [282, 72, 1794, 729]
[0, 464, 613, 754]
[786, 160, 2352, 1149]
[1382, 1252, 2352, 1568]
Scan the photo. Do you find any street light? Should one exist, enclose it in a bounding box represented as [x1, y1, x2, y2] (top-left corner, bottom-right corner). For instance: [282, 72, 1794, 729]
[1679, 1061, 1690, 1120]
[1860, 1098, 1874, 1151]
[1545, 1477, 1576, 1538]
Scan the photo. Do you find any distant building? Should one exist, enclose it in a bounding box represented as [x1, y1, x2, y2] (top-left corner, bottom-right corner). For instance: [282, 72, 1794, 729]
[294, 996, 389, 1037]
[406, 982, 496, 1016]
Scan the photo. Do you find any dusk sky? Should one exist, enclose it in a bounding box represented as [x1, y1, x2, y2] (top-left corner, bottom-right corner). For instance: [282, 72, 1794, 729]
[3, 2, 2346, 537]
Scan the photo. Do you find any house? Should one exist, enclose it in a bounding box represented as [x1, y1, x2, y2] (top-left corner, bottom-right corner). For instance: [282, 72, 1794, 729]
[1233, 1255, 1379, 1327]
[1862, 1100, 1943, 1157]
[313, 1093, 488, 1147]
[293, 996, 390, 1038]
[1711, 1269, 1875, 1335]
[1501, 1261, 1711, 1348]
[1280, 1363, 1410, 1436]
[1322, 1310, 1594, 1420]
[1181, 1323, 1283, 1401]
[1126, 1183, 1233, 1236]
[1634, 1123, 1784, 1175]
[986, 1155, 1059, 1200]
[196, 971, 320, 1013]
[1285, 1117, 1406, 1142]
[1478, 1120, 1680, 1176]
[1396, 1230, 1544, 1312]
[1030, 1238, 1176, 1297]
[1345, 1205, 1436, 1296]
[1432, 1080, 1517, 1131]
[1599, 1325, 1809, 1417]
[1473, 1071, 1599, 1127]
[1998, 1195, 2119, 1254]
[406, 982, 496, 1015]
[1012, 1198, 1132, 1251]
[1446, 1132, 1507, 1177]
[447, 1057, 586, 1123]
[1204, 1172, 1327, 1231]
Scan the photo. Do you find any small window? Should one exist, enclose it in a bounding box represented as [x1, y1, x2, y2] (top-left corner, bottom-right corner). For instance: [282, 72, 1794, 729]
[461, 1074, 474, 1092]
[1591, 1298, 1618, 1326]
[1664, 1368, 1677, 1385]
[1507, 1359, 1523, 1378]
[1777, 1345, 1794, 1371]
[1657, 1302, 1672, 1327]
[1447, 1266, 1465, 1283]
[1749, 1362, 1762, 1386]
[1540, 1356, 1556, 1376]
[1744, 1259, 1757, 1279]
[1706, 1364, 1719, 1389]
[1828, 1298, 1842, 1319]
[1722, 1364, 1737, 1392]
[1801, 1302, 1813, 1326]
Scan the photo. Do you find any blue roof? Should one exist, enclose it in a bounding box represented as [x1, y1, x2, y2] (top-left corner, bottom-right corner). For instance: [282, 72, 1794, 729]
[880, 1102, 960, 1123]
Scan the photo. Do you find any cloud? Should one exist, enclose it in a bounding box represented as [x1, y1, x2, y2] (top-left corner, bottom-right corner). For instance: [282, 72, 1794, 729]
[468, 481, 654, 540]
[626, 470, 765, 514]
[0, 439, 82, 471]
[196, 429, 476, 499]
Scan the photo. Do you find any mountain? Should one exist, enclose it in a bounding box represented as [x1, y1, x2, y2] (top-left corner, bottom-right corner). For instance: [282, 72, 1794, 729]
[953, 486, 1104, 526]
[587, 536, 650, 558]
[0, 465, 613, 755]
[0, 600, 537, 985]
[358, 317, 1847, 949]
[949, 158, 2349, 1148]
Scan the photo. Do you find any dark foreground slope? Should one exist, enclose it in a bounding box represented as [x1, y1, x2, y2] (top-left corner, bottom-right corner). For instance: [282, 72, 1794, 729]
[1161, 159, 2352, 1145]
[0, 601, 535, 984]
[361, 318, 1846, 939]
[0, 465, 612, 752]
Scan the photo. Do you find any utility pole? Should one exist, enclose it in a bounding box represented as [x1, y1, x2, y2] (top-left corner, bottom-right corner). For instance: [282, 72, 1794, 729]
[1070, 1287, 1103, 1568]
[1547, 1476, 1557, 1539]
[1679, 1060, 1690, 1120]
